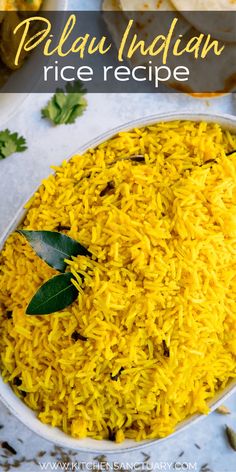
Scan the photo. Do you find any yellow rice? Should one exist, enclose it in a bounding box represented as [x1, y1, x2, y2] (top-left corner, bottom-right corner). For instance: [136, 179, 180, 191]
[0, 120, 236, 442]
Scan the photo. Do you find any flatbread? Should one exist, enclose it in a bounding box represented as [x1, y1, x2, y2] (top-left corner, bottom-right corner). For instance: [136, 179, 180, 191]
[171, 0, 236, 42]
[103, 0, 129, 53]
[103, 0, 122, 11]
[119, 0, 184, 38]
[166, 26, 235, 94]
[120, 0, 175, 11]
[103, 1, 235, 94]
[172, 0, 236, 10]
[103, 0, 191, 64]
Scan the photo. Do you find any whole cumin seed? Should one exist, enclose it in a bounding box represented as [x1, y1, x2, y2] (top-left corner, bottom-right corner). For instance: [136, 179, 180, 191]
[110, 367, 124, 381]
[162, 340, 170, 358]
[56, 225, 70, 232]
[100, 181, 115, 197]
[1, 442, 17, 455]
[13, 377, 22, 387]
[71, 331, 88, 342]
[226, 150, 236, 156]
[107, 426, 116, 441]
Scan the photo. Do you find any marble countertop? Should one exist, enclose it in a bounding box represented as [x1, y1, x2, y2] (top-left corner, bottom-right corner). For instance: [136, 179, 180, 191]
[0, 1, 236, 470]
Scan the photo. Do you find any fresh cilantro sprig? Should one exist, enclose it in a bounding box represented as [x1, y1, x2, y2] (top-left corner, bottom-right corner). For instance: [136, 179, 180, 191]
[41, 81, 88, 126]
[0, 130, 27, 160]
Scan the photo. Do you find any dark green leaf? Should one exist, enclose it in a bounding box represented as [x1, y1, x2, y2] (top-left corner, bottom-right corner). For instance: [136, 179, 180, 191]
[66, 81, 87, 94]
[18, 230, 91, 272]
[0, 129, 27, 159]
[41, 80, 87, 126]
[26, 272, 78, 315]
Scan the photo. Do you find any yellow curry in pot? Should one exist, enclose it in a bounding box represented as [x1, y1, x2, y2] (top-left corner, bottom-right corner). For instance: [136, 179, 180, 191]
[0, 0, 43, 83]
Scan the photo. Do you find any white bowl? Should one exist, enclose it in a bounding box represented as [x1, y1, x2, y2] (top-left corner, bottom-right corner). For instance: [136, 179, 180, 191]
[0, 0, 68, 126]
[0, 112, 236, 453]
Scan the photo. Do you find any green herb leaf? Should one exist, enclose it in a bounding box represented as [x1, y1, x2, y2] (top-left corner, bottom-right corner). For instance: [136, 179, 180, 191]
[41, 81, 87, 126]
[225, 425, 236, 451]
[26, 272, 78, 315]
[18, 230, 91, 273]
[0, 129, 27, 160]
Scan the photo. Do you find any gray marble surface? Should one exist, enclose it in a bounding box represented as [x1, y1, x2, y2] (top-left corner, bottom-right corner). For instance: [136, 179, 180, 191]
[0, 0, 236, 470]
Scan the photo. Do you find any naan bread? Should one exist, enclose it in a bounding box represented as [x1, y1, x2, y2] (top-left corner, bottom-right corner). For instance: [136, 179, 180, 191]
[172, 0, 236, 10]
[103, 0, 191, 67]
[166, 25, 236, 94]
[171, 0, 236, 42]
[102, 1, 235, 94]
[103, 0, 129, 54]
[103, 0, 122, 10]
[119, 0, 190, 39]
[120, 0, 175, 11]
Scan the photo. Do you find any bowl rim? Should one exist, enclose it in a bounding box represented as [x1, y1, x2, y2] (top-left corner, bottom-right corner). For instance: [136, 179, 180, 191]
[0, 111, 236, 454]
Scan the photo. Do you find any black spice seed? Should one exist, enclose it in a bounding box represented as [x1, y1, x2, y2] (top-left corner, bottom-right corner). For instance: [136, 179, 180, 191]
[6, 311, 12, 320]
[162, 340, 170, 358]
[129, 155, 145, 162]
[71, 331, 88, 342]
[200, 465, 213, 472]
[107, 426, 116, 442]
[37, 451, 46, 458]
[1, 442, 17, 455]
[194, 443, 201, 449]
[20, 391, 27, 398]
[141, 452, 151, 462]
[100, 181, 115, 197]
[178, 451, 184, 458]
[0, 425, 3, 430]
[94, 455, 107, 463]
[56, 225, 70, 232]
[201, 159, 217, 166]
[13, 377, 22, 387]
[110, 367, 124, 381]
[226, 150, 236, 156]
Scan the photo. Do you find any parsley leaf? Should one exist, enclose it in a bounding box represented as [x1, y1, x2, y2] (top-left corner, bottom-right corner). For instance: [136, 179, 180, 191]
[0, 129, 27, 160]
[41, 81, 88, 126]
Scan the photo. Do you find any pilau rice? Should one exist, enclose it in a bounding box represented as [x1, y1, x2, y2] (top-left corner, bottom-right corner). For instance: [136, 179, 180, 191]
[0, 120, 236, 442]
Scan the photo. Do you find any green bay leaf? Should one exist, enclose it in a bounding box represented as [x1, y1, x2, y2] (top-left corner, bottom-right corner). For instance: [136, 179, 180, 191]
[26, 272, 78, 315]
[18, 230, 91, 272]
